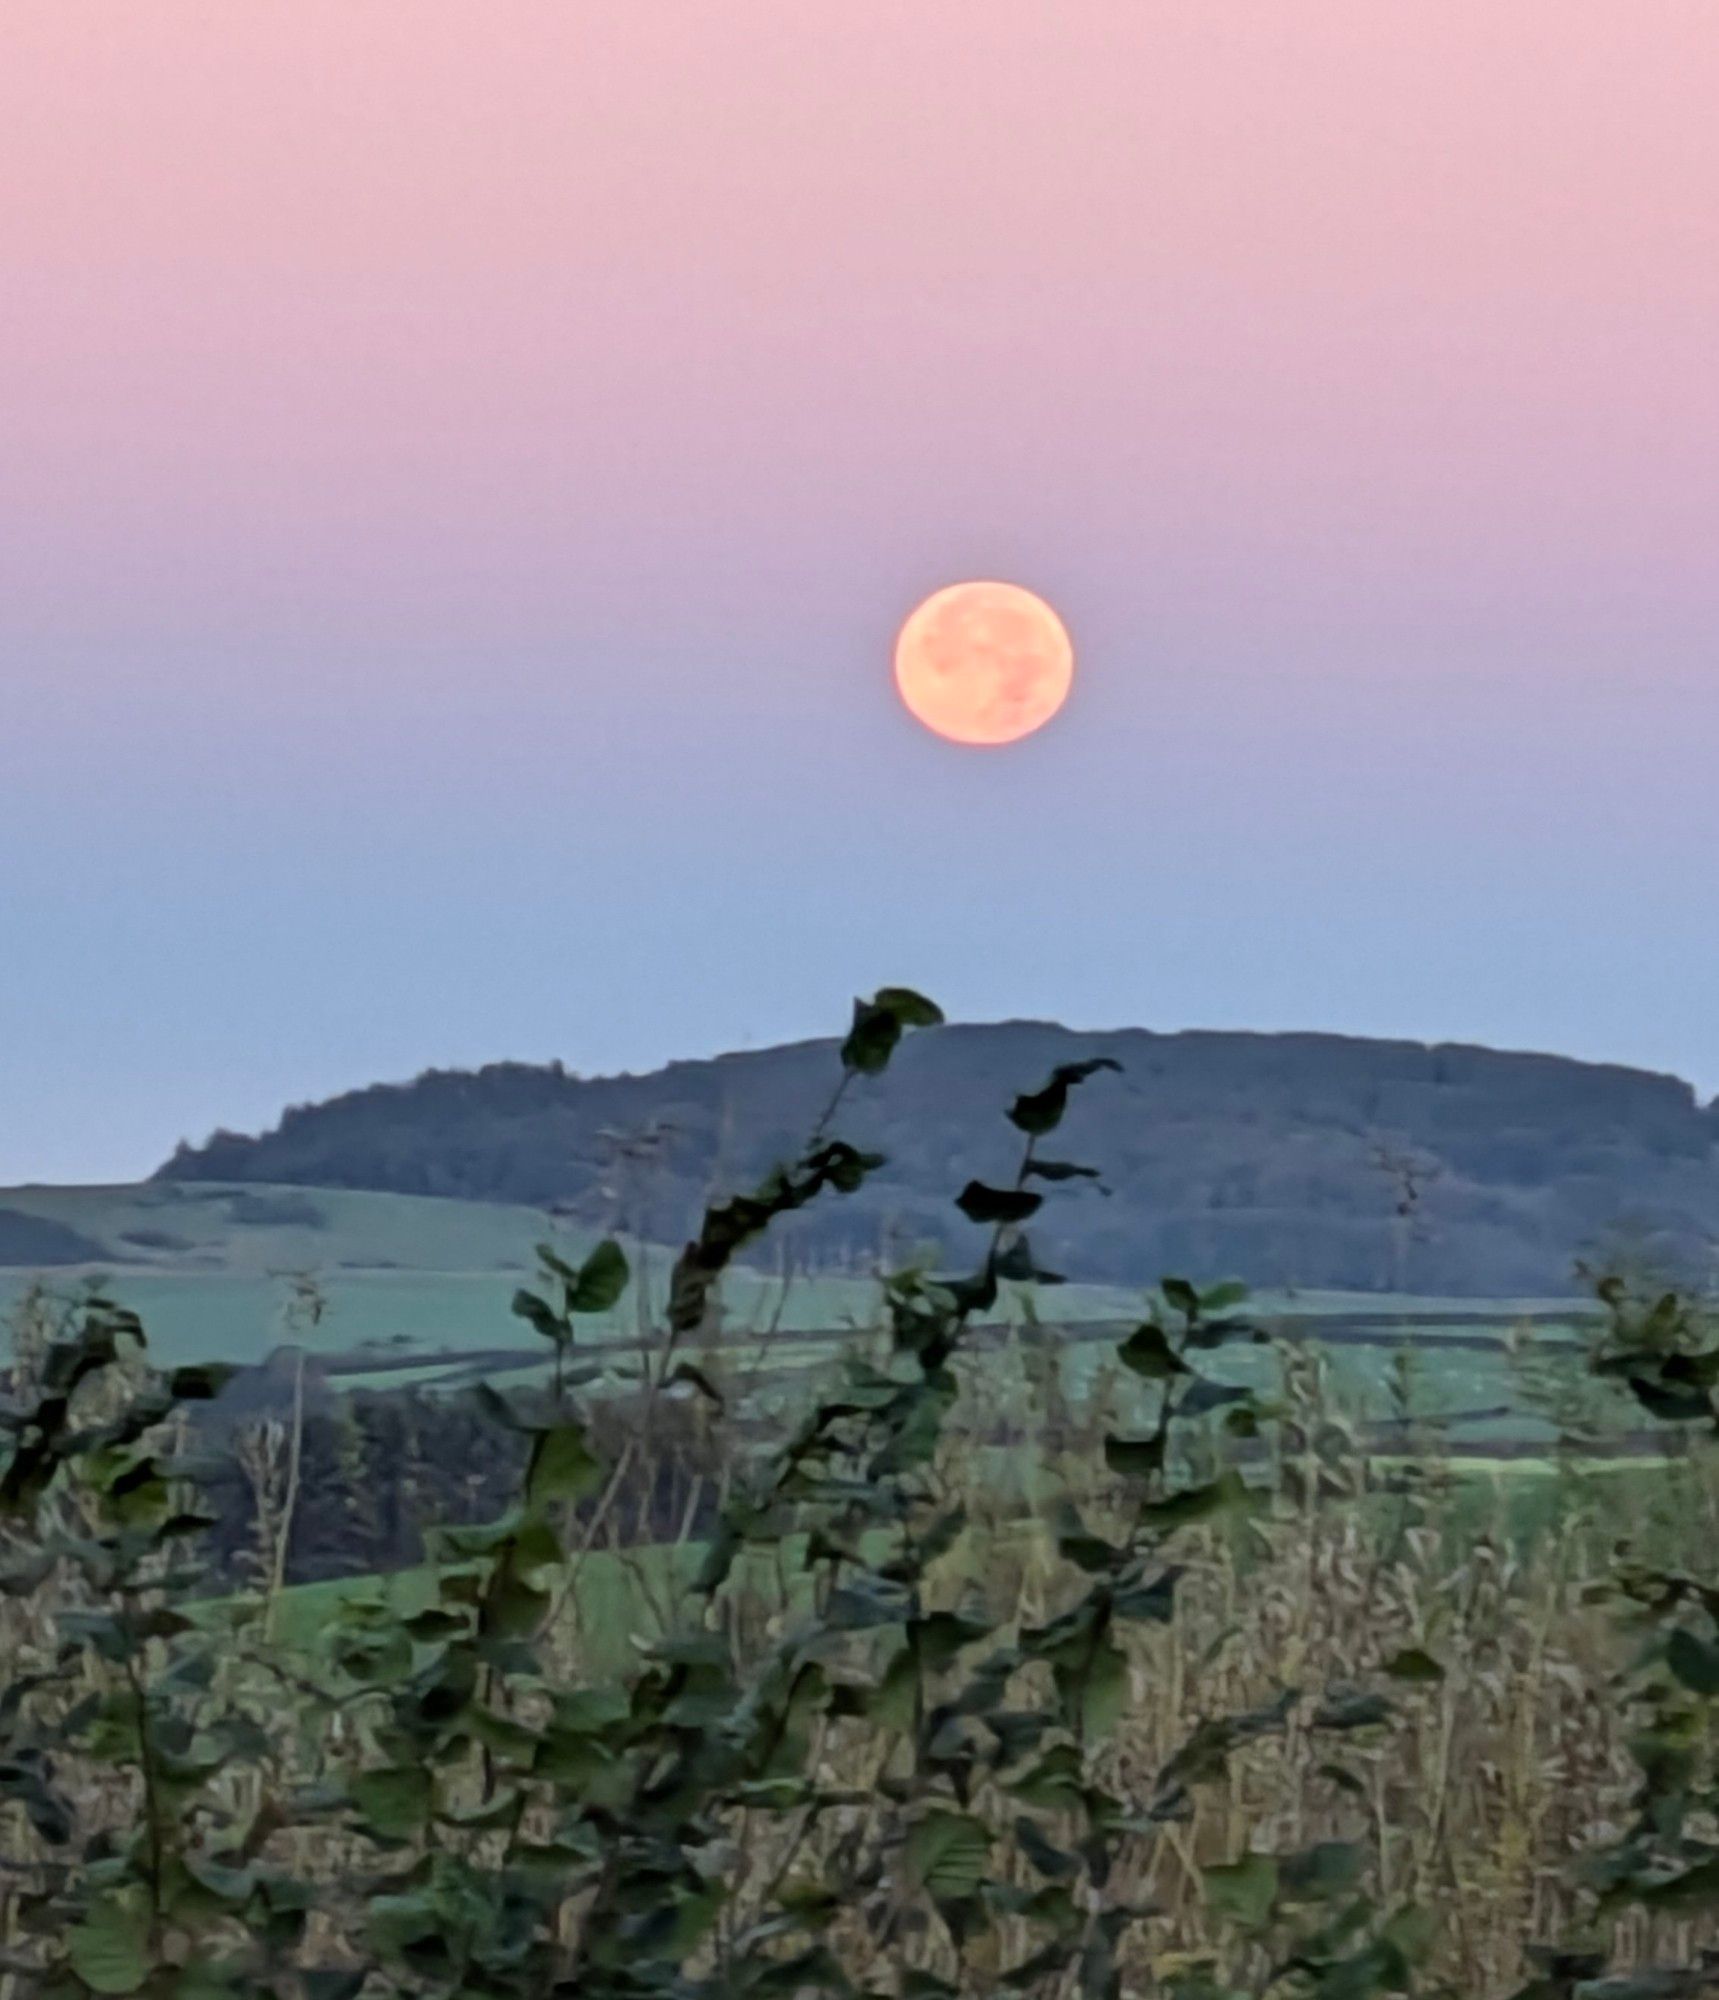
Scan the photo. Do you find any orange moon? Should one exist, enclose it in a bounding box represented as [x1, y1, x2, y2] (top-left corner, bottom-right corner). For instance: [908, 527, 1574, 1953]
[893, 581, 1074, 746]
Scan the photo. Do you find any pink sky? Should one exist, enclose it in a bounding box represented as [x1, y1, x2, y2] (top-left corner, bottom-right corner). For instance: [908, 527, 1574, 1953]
[3, 3, 1718, 1178]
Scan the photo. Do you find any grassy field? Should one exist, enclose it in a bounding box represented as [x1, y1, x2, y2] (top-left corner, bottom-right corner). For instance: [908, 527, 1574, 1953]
[0, 1252, 1148, 1367]
[0, 1179, 902, 1358]
[0, 1178, 1606, 1455]
[0, 1255, 1594, 1435]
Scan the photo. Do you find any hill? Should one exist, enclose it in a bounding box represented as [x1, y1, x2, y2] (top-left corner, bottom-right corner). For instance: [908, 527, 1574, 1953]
[0, 1207, 112, 1267]
[153, 1021, 1719, 1294]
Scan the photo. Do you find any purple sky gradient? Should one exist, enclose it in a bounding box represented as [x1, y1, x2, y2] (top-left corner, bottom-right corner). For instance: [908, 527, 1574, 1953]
[3, 3, 1718, 1181]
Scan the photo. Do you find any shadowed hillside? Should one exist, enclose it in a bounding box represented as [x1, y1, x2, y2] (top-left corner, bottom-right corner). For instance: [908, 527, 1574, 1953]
[156, 1021, 1719, 1293]
[0, 1208, 112, 1267]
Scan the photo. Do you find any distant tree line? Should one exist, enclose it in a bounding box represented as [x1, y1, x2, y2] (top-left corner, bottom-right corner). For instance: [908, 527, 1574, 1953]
[158, 1020, 1719, 1292]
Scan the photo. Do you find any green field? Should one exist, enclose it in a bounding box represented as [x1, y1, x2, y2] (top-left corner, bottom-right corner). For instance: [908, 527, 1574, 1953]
[0, 1179, 1605, 1453]
[0, 1179, 900, 1360]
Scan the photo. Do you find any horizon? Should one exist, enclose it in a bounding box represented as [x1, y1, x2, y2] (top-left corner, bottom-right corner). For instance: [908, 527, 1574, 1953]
[6, 2, 1718, 1182]
[15, 1007, 1711, 1195]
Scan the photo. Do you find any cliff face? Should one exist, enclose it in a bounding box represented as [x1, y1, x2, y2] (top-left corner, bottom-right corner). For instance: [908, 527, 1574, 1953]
[157, 1021, 1719, 1295]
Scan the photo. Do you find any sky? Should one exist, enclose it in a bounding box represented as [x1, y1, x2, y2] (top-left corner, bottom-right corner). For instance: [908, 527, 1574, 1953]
[3, 2, 1718, 1184]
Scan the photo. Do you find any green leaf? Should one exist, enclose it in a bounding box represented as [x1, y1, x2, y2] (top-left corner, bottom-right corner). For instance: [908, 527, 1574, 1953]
[350, 1763, 434, 1840]
[1118, 1323, 1189, 1381]
[1059, 1527, 1124, 1573]
[955, 1181, 1042, 1226]
[1200, 1280, 1250, 1314]
[1382, 1646, 1445, 1684]
[930, 1264, 999, 1317]
[666, 1359, 726, 1407]
[913, 1609, 992, 1670]
[1203, 1853, 1278, 1929]
[535, 1242, 581, 1286]
[1140, 1470, 1251, 1530]
[511, 1288, 565, 1343]
[1006, 1743, 1085, 1809]
[1000, 1941, 1079, 1991]
[1183, 1313, 1265, 1352]
[1178, 1378, 1252, 1417]
[1161, 1277, 1201, 1319]
[58, 1608, 131, 1663]
[842, 988, 943, 1074]
[173, 1962, 249, 2000]
[1379, 1902, 1434, 1960]
[299, 1977, 368, 2000]
[866, 1647, 920, 1731]
[1278, 1840, 1365, 1902]
[903, 1809, 991, 1904]
[1014, 1816, 1079, 1880]
[873, 985, 944, 1027]
[402, 1607, 470, 1640]
[483, 1563, 552, 1641]
[166, 1363, 238, 1400]
[535, 1730, 627, 1803]
[1633, 1852, 1719, 1912]
[995, 1234, 1065, 1286]
[1060, 1634, 1129, 1739]
[1623, 1373, 1713, 1424]
[527, 1421, 603, 1508]
[1154, 1698, 1295, 1800]
[1024, 1158, 1102, 1182]
[1008, 1058, 1122, 1135]
[570, 1238, 629, 1313]
[1115, 1563, 1184, 1623]
[68, 1889, 152, 1994]
[473, 1379, 533, 1432]
[180, 1853, 258, 1908]
[1313, 1690, 1393, 1731]
[331, 1623, 415, 1688]
[551, 1685, 630, 1731]
[1667, 1626, 1719, 1696]
[1105, 1433, 1167, 1480]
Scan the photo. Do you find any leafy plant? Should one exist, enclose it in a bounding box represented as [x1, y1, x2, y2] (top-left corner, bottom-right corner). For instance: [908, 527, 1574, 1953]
[0, 987, 1483, 1998]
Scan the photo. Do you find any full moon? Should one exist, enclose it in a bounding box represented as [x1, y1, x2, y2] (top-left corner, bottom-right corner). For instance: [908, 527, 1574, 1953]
[893, 580, 1075, 746]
